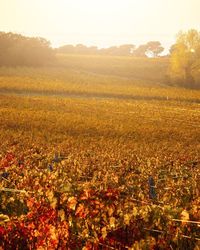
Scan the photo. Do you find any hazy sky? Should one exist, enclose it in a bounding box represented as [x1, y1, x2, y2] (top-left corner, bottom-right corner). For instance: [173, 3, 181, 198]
[0, 0, 200, 51]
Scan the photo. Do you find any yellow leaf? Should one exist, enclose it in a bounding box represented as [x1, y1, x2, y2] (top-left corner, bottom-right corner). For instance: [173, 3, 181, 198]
[58, 209, 65, 221]
[50, 197, 57, 209]
[132, 207, 138, 217]
[108, 207, 114, 217]
[101, 227, 107, 239]
[181, 210, 189, 221]
[0, 214, 10, 224]
[109, 217, 115, 228]
[124, 214, 130, 225]
[46, 190, 54, 201]
[68, 196, 77, 210]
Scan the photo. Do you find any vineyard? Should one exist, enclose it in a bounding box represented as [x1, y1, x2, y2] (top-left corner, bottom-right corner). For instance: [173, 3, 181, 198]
[0, 62, 200, 249]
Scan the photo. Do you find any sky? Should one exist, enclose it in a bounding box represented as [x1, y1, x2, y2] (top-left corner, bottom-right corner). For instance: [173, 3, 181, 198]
[0, 0, 200, 52]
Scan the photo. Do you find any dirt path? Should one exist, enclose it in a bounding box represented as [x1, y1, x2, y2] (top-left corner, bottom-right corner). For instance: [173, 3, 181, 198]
[0, 88, 200, 104]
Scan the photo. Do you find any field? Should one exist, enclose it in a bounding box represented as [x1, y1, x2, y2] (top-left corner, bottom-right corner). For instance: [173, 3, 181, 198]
[0, 55, 200, 249]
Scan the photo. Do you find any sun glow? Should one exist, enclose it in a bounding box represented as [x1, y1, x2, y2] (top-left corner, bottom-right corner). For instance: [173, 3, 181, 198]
[0, 0, 200, 48]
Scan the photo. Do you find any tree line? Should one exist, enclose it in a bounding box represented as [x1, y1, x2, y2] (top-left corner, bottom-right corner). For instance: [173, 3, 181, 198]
[0, 30, 200, 89]
[56, 41, 164, 57]
[0, 32, 54, 67]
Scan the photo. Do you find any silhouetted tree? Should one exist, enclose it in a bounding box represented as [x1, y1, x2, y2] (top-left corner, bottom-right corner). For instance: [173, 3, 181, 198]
[146, 41, 164, 57]
[132, 41, 164, 57]
[57, 44, 98, 55]
[118, 44, 135, 56]
[132, 44, 148, 57]
[75, 44, 88, 54]
[101, 46, 119, 55]
[0, 32, 54, 67]
[99, 44, 135, 56]
[56, 42, 164, 58]
[56, 44, 75, 54]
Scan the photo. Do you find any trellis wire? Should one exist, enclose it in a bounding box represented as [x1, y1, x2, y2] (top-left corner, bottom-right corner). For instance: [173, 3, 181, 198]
[1, 159, 199, 248]
[0, 187, 199, 227]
